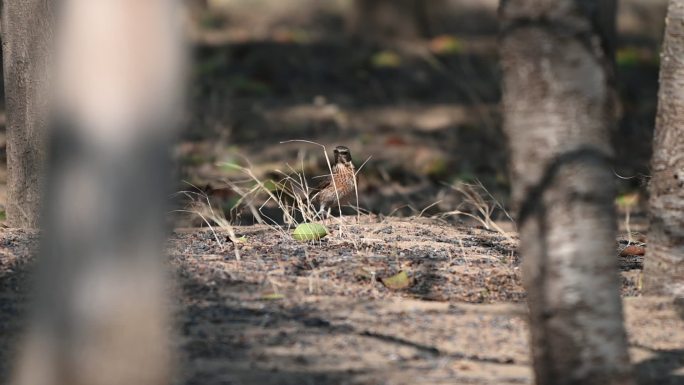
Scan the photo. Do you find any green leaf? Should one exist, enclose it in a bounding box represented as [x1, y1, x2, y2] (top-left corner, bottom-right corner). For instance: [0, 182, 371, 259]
[261, 293, 284, 301]
[371, 50, 401, 68]
[218, 162, 243, 172]
[381, 271, 411, 290]
[262, 179, 278, 192]
[616, 192, 639, 208]
[616, 46, 658, 68]
[616, 47, 640, 67]
[424, 158, 447, 178]
[292, 223, 328, 241]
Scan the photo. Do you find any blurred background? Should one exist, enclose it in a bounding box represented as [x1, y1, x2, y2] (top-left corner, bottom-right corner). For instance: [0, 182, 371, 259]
[0, 0, 667, 226]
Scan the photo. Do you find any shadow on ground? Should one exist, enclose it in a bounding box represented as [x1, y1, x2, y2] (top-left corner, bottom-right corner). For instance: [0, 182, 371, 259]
[0, 222, 682, 384]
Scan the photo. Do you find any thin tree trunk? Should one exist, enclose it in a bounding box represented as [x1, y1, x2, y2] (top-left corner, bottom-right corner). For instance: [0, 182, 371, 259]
[500, 1, 634, 384]
[644, 0, 684, 297]
[1, 0, 52, 228]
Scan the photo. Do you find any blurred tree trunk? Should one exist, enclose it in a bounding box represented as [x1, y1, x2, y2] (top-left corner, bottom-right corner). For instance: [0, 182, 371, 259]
[500, 1, 634, 384]
[1, 0, 52, 228]
[644, 0, 684, 297]
[348, 0, 431, 42]
[11, 1, 183, 384]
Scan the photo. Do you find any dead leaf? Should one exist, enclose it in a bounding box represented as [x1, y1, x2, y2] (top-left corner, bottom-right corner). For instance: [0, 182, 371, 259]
[381, 271, 411, 290]
[620, 244, 646, 256]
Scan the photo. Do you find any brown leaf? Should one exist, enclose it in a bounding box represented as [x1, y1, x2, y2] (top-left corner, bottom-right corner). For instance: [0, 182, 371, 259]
[620, 245, 646, 256]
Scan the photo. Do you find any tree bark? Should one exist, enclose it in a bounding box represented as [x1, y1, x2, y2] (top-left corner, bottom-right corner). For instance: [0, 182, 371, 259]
[348, 0, 430, 42]
[500, 1, 634, 384]
[1, 0, 52, 228]
[644, 0, 684, 298]
[11, 1, 184, 384]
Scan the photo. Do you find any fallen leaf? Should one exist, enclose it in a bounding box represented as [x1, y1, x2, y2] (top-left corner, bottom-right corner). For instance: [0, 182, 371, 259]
[384, 136, 407, 146]
[616, 192, 640, 209]
[261, 293, 284, 301]
[292, 223, 328, 241]
[371, 50, 401, 68]
[227, 235, 247, 243]
[429, 35, 462, 55]
[381, 271, 411, 290]
[620, 244, 646, 256]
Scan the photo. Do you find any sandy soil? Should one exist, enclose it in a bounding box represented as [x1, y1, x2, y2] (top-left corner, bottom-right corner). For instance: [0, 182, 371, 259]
[0, 217, 682, 385]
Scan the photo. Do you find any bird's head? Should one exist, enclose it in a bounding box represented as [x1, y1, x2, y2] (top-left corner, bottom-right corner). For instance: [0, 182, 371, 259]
[333, 146, 352, 164]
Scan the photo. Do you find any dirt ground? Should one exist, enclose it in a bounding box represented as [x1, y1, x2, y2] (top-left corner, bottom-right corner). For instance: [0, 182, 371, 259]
[1, 217, 682, 385]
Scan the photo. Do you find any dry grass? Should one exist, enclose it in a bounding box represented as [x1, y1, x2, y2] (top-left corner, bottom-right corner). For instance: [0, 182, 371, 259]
[439, 180, 515, 239]
[177, 141, 372, 247]
[175, 145, 521, 255]
[172, 186, 242, 260]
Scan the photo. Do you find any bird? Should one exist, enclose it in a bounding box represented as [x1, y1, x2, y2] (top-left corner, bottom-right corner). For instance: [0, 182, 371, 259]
[309, 146, 356, 217]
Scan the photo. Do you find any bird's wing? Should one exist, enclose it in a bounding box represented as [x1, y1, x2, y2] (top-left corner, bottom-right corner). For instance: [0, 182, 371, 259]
[309, 163, 340, 201]
[309, 174, 331, 201]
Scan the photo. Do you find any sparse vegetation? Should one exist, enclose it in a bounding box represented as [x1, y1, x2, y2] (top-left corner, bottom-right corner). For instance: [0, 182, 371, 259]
[440, 180, 514, 238]
[0, 1, 681, 385]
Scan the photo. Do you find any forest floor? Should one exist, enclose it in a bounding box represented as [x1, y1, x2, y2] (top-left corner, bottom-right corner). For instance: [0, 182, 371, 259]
[0, 1, 680, 384]
[0, 217, 682, 385]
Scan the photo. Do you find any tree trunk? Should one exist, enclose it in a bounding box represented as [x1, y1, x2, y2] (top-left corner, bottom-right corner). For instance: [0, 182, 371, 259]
[1, 0, 52, 228]
[644, 0, 684, 298]
[500, 1, 634, 384]
[11, 1, 184, 384]
[348, 0, 430, 42]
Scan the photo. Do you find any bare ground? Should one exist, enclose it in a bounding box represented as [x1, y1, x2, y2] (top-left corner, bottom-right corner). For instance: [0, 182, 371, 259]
[1, 217, 682, 385]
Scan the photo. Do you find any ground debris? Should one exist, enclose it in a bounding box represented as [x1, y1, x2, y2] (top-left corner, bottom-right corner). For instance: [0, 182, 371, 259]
[0, 219, 680, 385]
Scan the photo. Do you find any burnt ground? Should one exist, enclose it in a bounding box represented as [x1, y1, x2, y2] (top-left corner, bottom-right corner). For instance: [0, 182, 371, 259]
[1, 217, 683, 385]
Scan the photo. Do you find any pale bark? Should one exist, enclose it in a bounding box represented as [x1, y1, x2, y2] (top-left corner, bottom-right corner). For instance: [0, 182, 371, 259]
[644, 0, 684, 297]
[11, 1, 184, 385]
[500, 0, 633, 384]
[1, 0, 52, 228]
